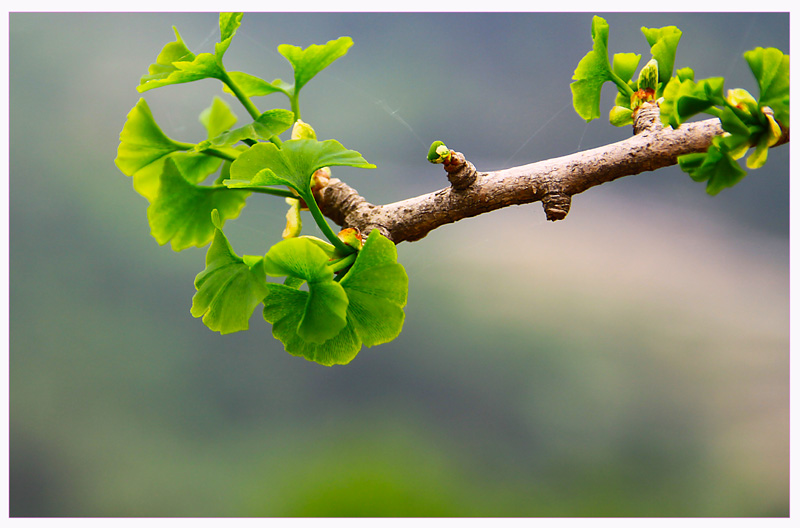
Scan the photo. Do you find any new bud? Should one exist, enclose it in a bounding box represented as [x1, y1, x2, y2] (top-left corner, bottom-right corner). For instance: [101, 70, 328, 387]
[638, 58, 659, 92]
[291, 119, 317, 140]
[609, 105, 633, 127]
[427, 141, 452, 164]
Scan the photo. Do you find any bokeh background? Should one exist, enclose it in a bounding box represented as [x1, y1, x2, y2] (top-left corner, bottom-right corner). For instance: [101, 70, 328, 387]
[9, 12, 789, 517]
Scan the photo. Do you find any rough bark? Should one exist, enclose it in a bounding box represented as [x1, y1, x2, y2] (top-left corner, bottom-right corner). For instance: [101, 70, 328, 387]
[315, 108, 788, 244]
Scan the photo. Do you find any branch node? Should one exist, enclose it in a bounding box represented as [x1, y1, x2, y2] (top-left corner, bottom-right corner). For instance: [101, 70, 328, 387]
[442, 151, 479, 190]
[542, 191, 571, 221]
[632, 101, 663, 135]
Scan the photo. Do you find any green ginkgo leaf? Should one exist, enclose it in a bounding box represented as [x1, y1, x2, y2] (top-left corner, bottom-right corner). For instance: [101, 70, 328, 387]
[744, 46, 790, 126]
[191, 209, 270, 334]
[223, 72, 291, 98]
[214, 12, 243, 65]
[278, 36, 353, 95]
[229, 138, 375, 200]
[612, 52, 641, 88]
[138, 13, 243, 93]
[262, 230, 408, 366]
[641, 25, 682, 90]
[115, 98, 190, 201]
[147, 157, 249, 250]
[262, 237, 349, 344]
[197, 109, 295, 151]
[677, 136, 747, 195]
[199, 96, 238, 140]
[339, 230, 408, 347]
[571, 16, 614, 122]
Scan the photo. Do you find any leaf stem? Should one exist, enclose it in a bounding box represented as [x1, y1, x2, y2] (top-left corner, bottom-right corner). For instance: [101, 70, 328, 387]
[610, 71, 635, 98]
[328, 252, 357, 274]
[217, 185, 295, 198]
[220, 71, 261, 121]
[303, 192, 352, 254]
[290, 93, 301, 121]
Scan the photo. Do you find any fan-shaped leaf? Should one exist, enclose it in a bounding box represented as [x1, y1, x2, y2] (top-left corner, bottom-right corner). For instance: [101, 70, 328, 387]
[147, 158, 248, 250]
[191, 210, 269, 334]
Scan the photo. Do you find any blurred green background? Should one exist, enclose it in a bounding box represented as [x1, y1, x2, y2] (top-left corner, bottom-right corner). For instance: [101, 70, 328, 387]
[9, 12, 789, 517]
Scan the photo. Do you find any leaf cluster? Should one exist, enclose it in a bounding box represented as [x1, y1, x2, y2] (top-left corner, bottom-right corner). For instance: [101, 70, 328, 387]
[571, 16, 789, 194]
[115, 13, 407, 365]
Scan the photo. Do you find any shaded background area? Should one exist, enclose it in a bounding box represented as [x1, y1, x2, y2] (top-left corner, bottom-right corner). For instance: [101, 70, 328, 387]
[9, 12, 789, 517]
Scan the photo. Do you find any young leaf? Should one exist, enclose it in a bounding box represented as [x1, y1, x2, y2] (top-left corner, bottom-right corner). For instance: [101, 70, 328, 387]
[199, 96, 238, 140]
[571, 16, 615, 122]
[139, 14, 243, 94]
[338, 230, 408, 347]
[612, 52, 641, 87]
[229, 139, 375, 199]
[262, 230, 408, 366]
[278, 37, 353, 96]
[677, 136, 747, 195]
[191, 210, 270, 334]
[115, 98, 190, 201]
[262, 237, 349, 344]
[138, 26, 224, 92]
[214, 12, 243, 65]
[197, 109, 295, 151]
[744, 47, 790, 125]
[223, 71, 291, 98]
[147, 158, 248, 250]
[641, 25, 682, 90]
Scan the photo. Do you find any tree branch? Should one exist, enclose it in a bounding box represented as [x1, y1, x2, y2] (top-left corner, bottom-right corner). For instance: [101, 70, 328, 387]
[316, 108, 789, 244]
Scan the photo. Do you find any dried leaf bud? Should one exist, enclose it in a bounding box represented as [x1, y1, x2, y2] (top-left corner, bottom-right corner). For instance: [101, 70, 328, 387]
[291, 119, 317, 140]
[337, 227, 363, 251]
[311, 167, 331, 190]
[726, 89, 758, 115]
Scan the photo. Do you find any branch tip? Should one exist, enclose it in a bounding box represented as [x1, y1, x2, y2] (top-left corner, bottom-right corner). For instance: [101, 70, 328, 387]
[443, 151, 479, 190]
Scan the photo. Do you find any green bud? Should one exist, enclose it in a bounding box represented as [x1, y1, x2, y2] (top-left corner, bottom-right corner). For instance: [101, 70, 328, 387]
[427, 141, 451, 163]
[291, 119, 317, 140]
[638, 58, 659, 91]
[609, 105, 633, 127]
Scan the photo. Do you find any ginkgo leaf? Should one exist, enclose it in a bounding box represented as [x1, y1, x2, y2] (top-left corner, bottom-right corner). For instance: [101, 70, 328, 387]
[570, 16, 615, 122]
[115, 98, 189, 201]
[641, 25, 682, 89]
[229, 138, 375, 199]
[744, 46, 790, 126]
[196, 109, 294, 151]
[262, 230, 408, 366]
[262, 237, 349, 344]
[339, 230, 408, 347]
[278, 36, 353, 95]
[138, 13, 243, 93]
[199, 96, 238, 140]
[147, 158, 249, 250]
[191, 209, 270, 334]
[223, 71, 290, 98]
[214, 12, 243, 65]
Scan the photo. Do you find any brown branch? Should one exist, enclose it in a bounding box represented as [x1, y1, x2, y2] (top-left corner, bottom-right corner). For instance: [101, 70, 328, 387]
[316, 109, 789, 244]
